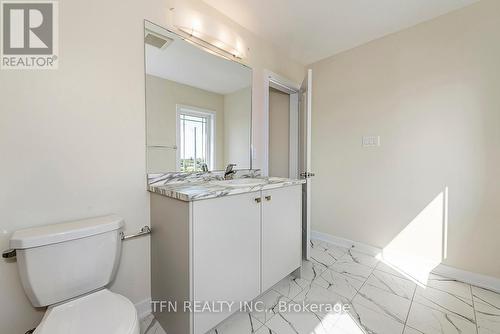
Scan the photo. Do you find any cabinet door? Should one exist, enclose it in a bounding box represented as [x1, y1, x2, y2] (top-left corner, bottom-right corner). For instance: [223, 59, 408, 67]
[192, 192, 261, 334]
[262, 185, 302, 291]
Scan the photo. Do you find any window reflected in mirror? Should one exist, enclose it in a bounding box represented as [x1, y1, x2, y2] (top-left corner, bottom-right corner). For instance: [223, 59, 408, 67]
[177, 106, 214, 172]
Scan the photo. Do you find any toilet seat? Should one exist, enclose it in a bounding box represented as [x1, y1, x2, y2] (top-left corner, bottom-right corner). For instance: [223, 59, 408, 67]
[34, 289, 139, 334]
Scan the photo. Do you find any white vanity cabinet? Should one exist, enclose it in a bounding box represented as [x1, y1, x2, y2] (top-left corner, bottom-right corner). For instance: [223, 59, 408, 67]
[150, 184, 302, 334]
[192, 191, 261, 334]
[261, 186, 302, 291]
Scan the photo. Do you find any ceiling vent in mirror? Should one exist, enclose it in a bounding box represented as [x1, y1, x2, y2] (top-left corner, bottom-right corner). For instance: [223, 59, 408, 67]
[145, 30, 173, 50]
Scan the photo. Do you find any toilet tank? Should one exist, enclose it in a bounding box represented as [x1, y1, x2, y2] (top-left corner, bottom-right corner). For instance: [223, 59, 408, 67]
[10, 215, 124, 307]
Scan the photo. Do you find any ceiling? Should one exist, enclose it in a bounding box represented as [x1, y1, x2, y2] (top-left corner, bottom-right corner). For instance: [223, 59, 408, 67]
[145, 28, 252, 95]
[202, 0, 479, 64]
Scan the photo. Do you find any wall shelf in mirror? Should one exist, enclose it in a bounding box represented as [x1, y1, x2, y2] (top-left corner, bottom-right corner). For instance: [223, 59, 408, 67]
[148, 145, 178, 150]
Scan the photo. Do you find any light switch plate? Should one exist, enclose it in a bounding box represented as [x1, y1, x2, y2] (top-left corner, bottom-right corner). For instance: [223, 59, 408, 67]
[362, 136, 380, 147]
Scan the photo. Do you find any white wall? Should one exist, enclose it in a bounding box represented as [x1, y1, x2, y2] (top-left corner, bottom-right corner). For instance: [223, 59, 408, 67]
[310, 0, 500, 279]
[146, 75, 225, 172]
[269, 88, 290, 178]
[0, 0, 304, 333]
[223, 87, 252, 168]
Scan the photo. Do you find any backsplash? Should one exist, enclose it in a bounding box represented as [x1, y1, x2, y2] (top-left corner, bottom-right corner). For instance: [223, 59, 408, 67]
[147, 169, 262, 186]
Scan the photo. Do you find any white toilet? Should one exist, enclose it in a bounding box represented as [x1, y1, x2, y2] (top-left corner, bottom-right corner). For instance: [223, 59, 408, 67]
[10, 215, 140, 334]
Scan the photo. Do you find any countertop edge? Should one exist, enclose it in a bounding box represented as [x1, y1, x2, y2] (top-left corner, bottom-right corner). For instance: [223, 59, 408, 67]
[148, 179, 306, 202]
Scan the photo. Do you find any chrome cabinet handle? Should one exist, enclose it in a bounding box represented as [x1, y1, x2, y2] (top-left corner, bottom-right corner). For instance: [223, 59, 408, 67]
[254, 197, 262, 203]
[265, 195, 272, 201]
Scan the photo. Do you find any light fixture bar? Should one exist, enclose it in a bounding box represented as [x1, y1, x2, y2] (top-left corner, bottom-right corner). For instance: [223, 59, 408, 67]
[176, 26, 243, 60]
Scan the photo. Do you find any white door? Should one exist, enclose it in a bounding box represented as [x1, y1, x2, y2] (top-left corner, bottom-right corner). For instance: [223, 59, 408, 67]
[261, 185, 302, 291]
[192, 192, 261, 334]
[299, 69, 314, 260]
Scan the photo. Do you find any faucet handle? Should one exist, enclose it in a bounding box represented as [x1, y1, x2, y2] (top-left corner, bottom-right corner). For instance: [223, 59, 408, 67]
[224, 164, 237, 180]
[225, 163, 237, 171]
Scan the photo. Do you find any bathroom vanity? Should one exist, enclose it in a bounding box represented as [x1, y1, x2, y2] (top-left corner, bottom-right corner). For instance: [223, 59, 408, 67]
[143, 21, 305, 334]
[149, 174, 303, 334]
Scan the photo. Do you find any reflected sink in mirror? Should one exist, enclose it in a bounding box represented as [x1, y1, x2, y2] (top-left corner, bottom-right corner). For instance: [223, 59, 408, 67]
[209, 178, 267, 188]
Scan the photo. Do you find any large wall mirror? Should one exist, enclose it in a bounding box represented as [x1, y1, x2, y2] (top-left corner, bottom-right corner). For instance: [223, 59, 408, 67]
[144, 21, 252, 173]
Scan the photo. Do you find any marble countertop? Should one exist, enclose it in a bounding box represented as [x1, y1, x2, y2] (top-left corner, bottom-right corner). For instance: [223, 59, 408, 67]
[148, 177, 305, 202]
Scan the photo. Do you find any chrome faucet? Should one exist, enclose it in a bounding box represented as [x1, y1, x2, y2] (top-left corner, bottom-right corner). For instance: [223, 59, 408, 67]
[224, 164, 237, 180]
[200, 163, 208, 172]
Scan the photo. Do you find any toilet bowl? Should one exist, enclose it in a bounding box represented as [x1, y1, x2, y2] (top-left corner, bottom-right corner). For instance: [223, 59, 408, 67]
[9, 215, 140, 334]
[34, 289, 139, 334]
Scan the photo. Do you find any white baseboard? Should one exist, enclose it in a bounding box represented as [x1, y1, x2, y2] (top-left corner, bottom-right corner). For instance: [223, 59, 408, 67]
[135, 298, 152, 319]
[432, 264, 500, 294]
[311, 230, 381, 256]
[311, 230, 500, 293]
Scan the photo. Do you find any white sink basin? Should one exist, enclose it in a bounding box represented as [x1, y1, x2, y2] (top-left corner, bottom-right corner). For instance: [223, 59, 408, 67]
[209, 178, 267, 187]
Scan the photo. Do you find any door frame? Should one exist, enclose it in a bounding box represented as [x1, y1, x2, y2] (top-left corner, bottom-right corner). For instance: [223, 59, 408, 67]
[263, 70, 300, 177]
[300, 69, 313, 260]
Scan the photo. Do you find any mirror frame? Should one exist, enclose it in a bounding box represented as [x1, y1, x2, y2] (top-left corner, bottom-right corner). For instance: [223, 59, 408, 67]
[143, 20, 253, 174]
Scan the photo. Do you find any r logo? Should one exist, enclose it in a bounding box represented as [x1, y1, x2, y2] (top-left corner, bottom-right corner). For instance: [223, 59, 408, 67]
[1, 1, 58, 69]
[2, 3, 53, 55]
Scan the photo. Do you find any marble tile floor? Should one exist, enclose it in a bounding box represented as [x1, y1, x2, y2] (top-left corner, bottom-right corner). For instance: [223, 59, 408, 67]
[142, 239, 500, 334]
[141, 313, 167, 334]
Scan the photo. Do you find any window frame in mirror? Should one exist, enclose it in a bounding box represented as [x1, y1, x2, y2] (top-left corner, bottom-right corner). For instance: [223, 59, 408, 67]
[176, 104, 216, 172]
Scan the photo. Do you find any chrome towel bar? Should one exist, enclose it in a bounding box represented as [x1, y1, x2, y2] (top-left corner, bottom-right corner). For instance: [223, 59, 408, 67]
[121, 226, 152, 241]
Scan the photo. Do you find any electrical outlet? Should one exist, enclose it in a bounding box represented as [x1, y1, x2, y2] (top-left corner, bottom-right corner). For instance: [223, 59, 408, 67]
[362, 136, 380, 147]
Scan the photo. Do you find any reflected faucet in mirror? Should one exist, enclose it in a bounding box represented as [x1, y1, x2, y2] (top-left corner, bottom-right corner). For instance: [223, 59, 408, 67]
[224, 164, 237, 180]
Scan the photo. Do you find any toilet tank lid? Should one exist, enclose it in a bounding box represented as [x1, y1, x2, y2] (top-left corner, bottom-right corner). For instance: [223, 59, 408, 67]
[10, 215, 124, 249]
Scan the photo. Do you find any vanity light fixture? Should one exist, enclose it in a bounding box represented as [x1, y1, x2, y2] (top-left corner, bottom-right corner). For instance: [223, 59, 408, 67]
[170, 7, 247, 60]
[176, 26, 244, 59]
